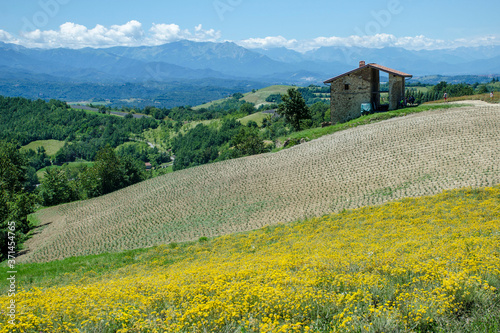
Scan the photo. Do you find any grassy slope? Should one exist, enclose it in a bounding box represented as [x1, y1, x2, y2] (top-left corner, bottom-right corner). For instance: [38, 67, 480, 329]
[36, 161, 94, 180]
[241, 85, 291, 106]
[1, 186, 499, 332]
[19, 104, 500, 263]
[238, 112, 269, 126]
[141, 118, 221, 152]
[193, 85, 291, 110]
[20, 139, 66, 156]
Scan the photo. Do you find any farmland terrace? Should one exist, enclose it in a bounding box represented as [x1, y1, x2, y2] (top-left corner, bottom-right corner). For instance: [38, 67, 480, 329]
[21, 104, 500, 263]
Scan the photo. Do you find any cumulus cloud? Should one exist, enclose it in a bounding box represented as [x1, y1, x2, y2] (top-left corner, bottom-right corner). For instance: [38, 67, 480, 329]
[16, 21, 221, 49]
[190, 24, 221, 42]
[149, 23, 184, 43]
[237, 33, 500, 52]
[20, 20, 146, 48]
[5, 22, 500, 51]
[148, 23, 221, 44]
[237, 36, 298, 50]
[0, 29, 17, 43]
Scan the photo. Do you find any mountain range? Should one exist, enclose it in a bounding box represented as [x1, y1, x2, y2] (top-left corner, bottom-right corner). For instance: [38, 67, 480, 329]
[1, 40, 499, 106]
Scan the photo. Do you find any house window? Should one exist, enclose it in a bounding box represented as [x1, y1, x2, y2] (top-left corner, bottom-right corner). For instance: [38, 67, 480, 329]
[344, 84, 350, 91]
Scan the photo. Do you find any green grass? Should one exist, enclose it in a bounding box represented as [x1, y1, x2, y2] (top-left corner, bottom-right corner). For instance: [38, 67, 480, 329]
[193, 85, 292, 110]
[238, 112, 269, 126]
[0, 248, 151, 289]
[36, 161, 94, 180]
[20, 140, 66, 156]
[152, 165, 174, 177]
[115, 141, 149, 151]
[180, 119, 220, 132]
[241, 85, 292, 106]
[0, 236, 199, 290]
[278, 103, 471, 143]
[407, 86, 430, 93]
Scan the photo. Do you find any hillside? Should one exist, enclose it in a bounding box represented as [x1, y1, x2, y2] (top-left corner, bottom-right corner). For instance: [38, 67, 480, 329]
[20, 104, 500, 263]
[20, 140, 66, 156]
[193, 85, 292, 110]
[3, 185, 500, 332]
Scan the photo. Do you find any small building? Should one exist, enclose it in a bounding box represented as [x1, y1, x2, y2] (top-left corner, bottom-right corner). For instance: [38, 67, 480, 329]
[324, 61, 412, 124]
[145, 162, 152, 170]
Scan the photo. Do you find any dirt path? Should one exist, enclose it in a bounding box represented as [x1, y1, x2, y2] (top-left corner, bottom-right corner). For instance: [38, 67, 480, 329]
[449, 100, 500, 107]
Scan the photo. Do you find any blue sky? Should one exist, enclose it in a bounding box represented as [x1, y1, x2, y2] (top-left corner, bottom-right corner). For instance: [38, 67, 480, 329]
[0, 0, 498, 51]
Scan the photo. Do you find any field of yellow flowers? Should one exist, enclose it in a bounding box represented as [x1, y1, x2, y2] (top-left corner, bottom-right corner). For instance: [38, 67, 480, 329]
[1, 185, 499, 332]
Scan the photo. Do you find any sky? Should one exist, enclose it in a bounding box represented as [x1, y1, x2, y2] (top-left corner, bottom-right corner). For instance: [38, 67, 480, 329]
[0, 0, 498, 52]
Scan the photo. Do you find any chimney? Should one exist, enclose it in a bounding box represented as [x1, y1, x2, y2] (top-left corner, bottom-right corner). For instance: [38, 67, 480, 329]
[359, 60, 366, 67]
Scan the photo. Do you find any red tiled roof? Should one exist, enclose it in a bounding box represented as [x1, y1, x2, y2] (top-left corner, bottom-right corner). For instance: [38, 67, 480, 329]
[324, 63, 412, 84]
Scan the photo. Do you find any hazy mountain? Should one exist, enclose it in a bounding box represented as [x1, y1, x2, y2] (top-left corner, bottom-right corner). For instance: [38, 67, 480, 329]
[253, 47, 305, 63]
[1, 41, 499, 83]
[106, 41, 293, 78]
[0, 40, 499, 107]
[256, 45, 500, 77]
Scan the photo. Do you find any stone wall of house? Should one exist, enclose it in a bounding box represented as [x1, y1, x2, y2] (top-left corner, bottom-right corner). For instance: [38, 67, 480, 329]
[330, 67, 379, 124]
[389, 75, 405, 110]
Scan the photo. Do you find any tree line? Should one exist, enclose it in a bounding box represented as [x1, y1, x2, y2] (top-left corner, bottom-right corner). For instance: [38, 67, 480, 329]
[406, 81, 494, 104]
[0, 141, 153, 260]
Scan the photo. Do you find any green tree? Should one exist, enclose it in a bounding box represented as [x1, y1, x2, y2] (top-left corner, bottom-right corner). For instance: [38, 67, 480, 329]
[94, 146, 125, 195]
[239, 103, 256, 115]
[38, 168, 77, 206]
[121, 155, 146, 186]
[0, 142, 26, 194]
[309, 102, 330, 127]
[78, 166, 101, 199]
[231, 127, 266, 156]
[477, 85, 489, 94]
[277, 88, 311, 131]
[232, 92, 244, 100]
[77, 146, 147, 199]
[0, 141, 37, 260]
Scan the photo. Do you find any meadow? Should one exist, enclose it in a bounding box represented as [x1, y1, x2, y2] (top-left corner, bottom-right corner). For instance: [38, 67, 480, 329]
[19, 105, 500, 263]
[1, 185, 499, 332]
[238, 112, 270, 126]
[194, 85, 292, 110]
[35, 161, 94, 180]
[20, 140, 66, 156]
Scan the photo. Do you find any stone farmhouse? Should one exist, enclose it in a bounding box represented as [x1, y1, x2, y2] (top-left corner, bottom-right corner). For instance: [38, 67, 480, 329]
[324, 61, 412, 123]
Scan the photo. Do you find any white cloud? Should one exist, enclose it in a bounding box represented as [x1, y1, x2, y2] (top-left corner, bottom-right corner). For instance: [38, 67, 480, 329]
[16, 21, 221, 49]
[21, 21, 146, 48]
[238, 33, 500, 52]
[0, 29, 17, 43]
[5, 22, 500, 51]
[190, 25, 221, 42]
[149, 23, 184, 43]
[237, 36, 298, 50]
[148, 23, 221, 44]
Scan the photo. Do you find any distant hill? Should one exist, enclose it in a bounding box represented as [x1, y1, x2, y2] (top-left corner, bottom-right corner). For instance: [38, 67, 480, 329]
[21, 104, 500, 263]
[193, 85, 292, 110]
